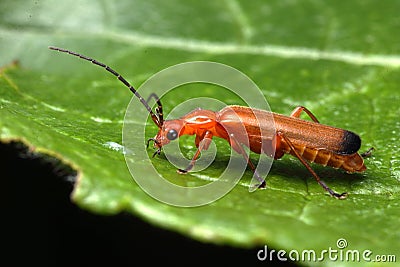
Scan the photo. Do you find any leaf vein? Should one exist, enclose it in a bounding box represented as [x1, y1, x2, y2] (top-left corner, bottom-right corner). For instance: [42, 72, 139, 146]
[2, 27, 400, 67]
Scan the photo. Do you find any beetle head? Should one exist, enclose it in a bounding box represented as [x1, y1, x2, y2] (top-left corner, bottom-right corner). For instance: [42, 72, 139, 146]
[147, 119, 185, 157]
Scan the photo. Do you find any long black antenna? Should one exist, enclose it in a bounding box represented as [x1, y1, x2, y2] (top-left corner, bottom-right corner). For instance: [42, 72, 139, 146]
[48, 46, 162, 128]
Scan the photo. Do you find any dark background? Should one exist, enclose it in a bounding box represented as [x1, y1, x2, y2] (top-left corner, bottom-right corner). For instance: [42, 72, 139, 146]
[1, 141, 295, 266]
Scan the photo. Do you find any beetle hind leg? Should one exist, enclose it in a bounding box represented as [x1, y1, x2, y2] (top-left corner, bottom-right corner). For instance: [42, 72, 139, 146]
[361, 147, 375, 158]
[277, 131, 347, 199]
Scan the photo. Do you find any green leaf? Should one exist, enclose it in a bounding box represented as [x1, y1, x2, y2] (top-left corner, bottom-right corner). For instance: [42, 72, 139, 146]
[1, 1, 400, 266]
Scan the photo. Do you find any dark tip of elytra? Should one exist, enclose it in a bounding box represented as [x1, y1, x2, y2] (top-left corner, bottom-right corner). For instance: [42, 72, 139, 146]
[340, 131, 361, 155]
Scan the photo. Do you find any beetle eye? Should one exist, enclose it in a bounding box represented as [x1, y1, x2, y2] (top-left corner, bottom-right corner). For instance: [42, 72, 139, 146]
[166, 129, 178, 140]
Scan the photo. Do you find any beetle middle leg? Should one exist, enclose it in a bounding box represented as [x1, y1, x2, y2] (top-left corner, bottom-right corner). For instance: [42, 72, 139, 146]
[290, 106, 320, 123]
[229, 133, 266, 189]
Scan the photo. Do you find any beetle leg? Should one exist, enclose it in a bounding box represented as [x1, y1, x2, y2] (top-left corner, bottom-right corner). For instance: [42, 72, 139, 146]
[290, 106, 320, 123]
[361, 147, 375, 158]
[177, 131, 213, 174]
[229, 133, 266, 189]
[277, 131, 347, 199]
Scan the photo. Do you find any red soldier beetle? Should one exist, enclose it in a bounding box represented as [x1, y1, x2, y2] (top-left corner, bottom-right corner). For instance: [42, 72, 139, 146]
[49, 46, 370, 199]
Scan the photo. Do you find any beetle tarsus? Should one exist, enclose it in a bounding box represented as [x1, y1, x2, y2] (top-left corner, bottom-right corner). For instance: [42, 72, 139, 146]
[177, 168, 189, 174]
[332, 191, 348, 200]
[258, 180, 267, 189]
[361, 147, 375, 158]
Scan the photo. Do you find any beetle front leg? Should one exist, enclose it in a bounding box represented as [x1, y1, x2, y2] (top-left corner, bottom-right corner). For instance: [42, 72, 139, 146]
[177, 131, 213, 174]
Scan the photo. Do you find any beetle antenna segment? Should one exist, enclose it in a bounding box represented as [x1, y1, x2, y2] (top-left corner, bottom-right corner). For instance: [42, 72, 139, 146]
[48, 46, 162, 128]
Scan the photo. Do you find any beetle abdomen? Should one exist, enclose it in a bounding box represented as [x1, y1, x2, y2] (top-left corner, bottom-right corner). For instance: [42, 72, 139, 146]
[280, 142, 366, 172]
